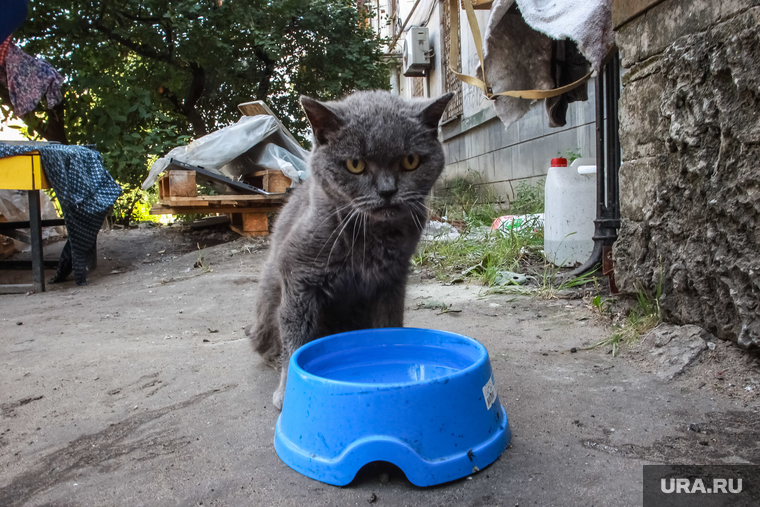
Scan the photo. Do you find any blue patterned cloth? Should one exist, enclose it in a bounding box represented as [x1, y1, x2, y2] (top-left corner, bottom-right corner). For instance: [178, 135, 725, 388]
[0, 143, 121, 213]
[0, 142, 122, 285]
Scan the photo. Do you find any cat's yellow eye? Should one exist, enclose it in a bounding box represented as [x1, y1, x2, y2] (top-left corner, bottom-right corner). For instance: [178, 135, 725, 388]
[401, 154, 420, 171]
[346, 158, 366, 174]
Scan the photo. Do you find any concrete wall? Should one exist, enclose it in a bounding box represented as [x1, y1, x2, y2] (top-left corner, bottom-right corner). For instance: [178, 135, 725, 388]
[439, 90, 597, 201]
[613, 0, 760, 348]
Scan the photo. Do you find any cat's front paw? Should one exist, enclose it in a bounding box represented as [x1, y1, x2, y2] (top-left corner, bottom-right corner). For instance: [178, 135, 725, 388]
[272, 388, 285, 411]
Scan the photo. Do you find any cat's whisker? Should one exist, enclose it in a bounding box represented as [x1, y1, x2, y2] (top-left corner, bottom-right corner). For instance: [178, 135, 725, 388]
[327, 209, 359, 266]
[309, 202, 353, 241]
[407, 208, 422, 233]
[345, 209, 362, 273]
[408, 198, 434, 215]
[312, 206, 357, 266]
[362, 210, 367, 273]
[411, 204, 425, 233]
[408, 200, 426, 219]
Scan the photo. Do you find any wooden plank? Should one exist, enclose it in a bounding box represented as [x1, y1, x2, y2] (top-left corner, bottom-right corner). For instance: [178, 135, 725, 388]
[0, 236, 16, 259]
[167, 170, 198, 197]
[230, 225, 269, 237]
[160, 197, 210, 207]
[150, 205, 281, 215]
[163, 193, 286, 202]
[159, 174, 169, 200]
[460, 0, 493, 10]
[612, 0, 667, 28]
[237, 102, 271, 117]
[242, 212, 268, 233]
[263, 171, 291, 193]
[0, 284, 36, 294]
[236, 100, 302, 146]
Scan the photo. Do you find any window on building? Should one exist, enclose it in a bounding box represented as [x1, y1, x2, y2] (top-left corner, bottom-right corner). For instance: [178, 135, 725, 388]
[441, 0, 463, 121]
[412, 77, 425, 97]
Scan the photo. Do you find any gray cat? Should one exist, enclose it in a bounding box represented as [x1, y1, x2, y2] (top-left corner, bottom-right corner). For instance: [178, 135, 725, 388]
[246, 90, 453, 409]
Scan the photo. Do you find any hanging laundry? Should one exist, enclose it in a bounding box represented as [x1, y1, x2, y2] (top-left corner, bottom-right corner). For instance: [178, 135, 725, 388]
[545, 39, 590, 128]
[0, 42, 64, 116]
[481, 0, 613, 130]
[0, 37, 11, 66]
[0, 143, 122, 285]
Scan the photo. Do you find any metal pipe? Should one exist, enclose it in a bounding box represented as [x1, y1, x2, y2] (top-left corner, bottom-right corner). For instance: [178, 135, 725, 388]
[28, 190, 45, 292]
[605, 59, 615, 212]
[611, 55, 621, 221]
[570, 72, 607, 277]
[571, 52, 623, 278]
[388, 0, 423, 53]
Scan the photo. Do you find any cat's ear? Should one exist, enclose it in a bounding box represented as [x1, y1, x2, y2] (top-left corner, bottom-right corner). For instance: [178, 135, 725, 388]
[418, 93, 454, 130]
[300, 96, 343, 145]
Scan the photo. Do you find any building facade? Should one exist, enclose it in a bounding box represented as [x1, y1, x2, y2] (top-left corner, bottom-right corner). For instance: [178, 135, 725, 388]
[377, 0, 598, 201]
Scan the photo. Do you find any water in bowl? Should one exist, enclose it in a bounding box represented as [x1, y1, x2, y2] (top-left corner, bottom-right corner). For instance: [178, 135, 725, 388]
[300, 344, 475, 384]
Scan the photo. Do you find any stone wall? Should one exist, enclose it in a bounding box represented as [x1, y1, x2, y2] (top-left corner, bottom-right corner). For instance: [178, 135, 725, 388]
[614, 0, 760, 348]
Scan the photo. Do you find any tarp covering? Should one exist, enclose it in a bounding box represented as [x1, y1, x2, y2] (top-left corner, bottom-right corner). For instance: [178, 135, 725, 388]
[142, 115, 309, 191]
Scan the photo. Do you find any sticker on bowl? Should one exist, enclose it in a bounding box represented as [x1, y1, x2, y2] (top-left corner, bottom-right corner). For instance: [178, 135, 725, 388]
[482, 376, 497, 410]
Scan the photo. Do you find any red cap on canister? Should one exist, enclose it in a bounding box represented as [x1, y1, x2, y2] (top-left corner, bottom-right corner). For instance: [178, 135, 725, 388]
[551, 158, 568, 167]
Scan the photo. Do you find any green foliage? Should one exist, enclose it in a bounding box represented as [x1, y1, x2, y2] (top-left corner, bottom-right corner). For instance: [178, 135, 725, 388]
[112, 187, 160, 225]
[558, 148, 582, 164]
[433, 170, 503, 228]
[508, 179, 545, 215]
[174, 213, 207, 223]
[2, 0, 389, 222]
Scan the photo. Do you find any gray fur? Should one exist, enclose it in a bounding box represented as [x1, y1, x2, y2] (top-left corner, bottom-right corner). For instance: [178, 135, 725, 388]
[245, 90, 454, 409]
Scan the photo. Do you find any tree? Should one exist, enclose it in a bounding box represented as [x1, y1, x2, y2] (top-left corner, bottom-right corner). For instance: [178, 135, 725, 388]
[1, 0, 389, 221]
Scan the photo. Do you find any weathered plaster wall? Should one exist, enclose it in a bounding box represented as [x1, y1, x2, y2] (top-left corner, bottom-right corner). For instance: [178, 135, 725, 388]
[614, 0, 760, 348]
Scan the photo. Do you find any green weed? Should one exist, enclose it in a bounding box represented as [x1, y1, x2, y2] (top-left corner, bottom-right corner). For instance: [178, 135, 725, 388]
[558, 148, 583, 165]
[194, 243, 212, 273]
[487, 263, 599, 299]
[413, 225, 541, 285]
[589, 279, 663, 357]
[507, 179, 545, 215]
[433, 170, 504, 228]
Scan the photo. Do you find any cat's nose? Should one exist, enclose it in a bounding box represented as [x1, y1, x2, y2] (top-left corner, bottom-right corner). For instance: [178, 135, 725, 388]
[378, 188, 397, 200]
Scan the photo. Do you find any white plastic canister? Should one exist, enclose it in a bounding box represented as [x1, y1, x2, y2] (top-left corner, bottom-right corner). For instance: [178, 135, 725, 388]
[543, 157, 596, 267]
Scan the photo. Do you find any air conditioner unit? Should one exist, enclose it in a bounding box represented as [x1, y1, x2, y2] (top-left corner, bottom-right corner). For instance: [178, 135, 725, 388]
[402, 27, 431, 77]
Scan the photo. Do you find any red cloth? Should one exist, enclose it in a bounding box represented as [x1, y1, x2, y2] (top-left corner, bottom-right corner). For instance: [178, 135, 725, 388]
[0, 37, 11, 66]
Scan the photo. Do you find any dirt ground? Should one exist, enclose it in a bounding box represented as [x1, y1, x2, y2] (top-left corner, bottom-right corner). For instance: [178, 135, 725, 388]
[1, 226, 759, 506]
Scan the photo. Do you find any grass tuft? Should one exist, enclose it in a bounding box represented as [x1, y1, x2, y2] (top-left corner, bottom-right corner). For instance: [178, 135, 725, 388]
[588, 279, 663, 357]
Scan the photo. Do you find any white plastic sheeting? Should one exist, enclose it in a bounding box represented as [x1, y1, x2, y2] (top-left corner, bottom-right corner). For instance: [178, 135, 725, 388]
[0, 189, 64, 251]
[142, 115, 309, 191]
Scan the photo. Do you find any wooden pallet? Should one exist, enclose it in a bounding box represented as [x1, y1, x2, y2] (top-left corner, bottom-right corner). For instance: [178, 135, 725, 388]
[0, 215, 16, 260]
[150, 169, 291, 236]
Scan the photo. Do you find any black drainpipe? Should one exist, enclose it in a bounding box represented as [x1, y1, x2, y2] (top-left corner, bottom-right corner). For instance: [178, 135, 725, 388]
[571, 49, 621, 292]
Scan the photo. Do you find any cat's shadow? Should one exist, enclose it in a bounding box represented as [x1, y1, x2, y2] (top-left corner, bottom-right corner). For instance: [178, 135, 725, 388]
[348, 461, 469, 490]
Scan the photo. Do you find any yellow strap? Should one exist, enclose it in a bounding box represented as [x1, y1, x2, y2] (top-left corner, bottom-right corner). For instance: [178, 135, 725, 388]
[449, 0, 592, 100]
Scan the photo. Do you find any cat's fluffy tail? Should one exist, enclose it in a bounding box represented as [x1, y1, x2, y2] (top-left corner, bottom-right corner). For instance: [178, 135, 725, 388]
[245, 319, 281, 370]
[246, 269, 282, 370]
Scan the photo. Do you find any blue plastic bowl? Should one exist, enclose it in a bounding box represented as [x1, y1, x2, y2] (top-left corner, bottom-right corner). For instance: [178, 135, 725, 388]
[274, 328, 511, 486]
